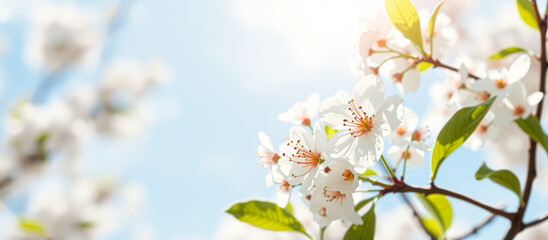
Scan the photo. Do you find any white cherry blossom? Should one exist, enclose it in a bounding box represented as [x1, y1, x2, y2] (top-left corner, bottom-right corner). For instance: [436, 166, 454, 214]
[466, 112, 500, 151]
[257, 132, 281, 187]
[278, 93, 320, 126]
[319, 75, 403, 172]
[387, 145, 424, 168]
[279, 122, 328, 193]
[308, 159, 361, 227]
[497, 81, 543, 123]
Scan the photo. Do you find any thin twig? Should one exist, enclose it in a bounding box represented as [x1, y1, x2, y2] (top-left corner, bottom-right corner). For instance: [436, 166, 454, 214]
[400, 193, 436, 240]
[523, 214, 548, 229]
[451, 214, 497, 240]
[419, 57, 480, 80]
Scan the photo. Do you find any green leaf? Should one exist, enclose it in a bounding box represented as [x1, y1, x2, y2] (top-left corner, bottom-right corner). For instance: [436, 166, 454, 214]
[18, 218, 48, 239]
[475, 162, 522, 203]
[344, 202, 376, 240]
[226, 200, 310, 237]
[416, 193, 452, 232]
[325, 125, 337, 140]
[489, 47, 535, 59]
[284, 202, 293, 214]
[428, 0, 446, 54]
[417, 62, 433, 72]
[515, 115, 548, 153]
[355, 196, 377, 211]
[431, 97, 496, 180]
[385, 0, 424, 54]
[421, 217, 442, 239]
[362, 169, 381, 177]
[517, 0, 539, 29]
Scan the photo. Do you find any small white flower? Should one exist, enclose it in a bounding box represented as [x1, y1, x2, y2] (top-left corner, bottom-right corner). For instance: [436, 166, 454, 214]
[272, 165, 291, 208]
[388, 107, 430, 151]
[309, 159, 361, 227]
[466, 112, 500, 151]
[256, 132, 281, 187]
[497, 81, 543, 123]
[278, 93, 320, 126]
[387, 145, 424, 168]
[470, 54, 531, 102]
[319, 75, 403, 172]
[279, 122, 328, 193]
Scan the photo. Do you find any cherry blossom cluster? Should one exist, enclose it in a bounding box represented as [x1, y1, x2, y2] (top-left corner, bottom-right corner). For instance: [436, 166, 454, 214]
[258, 73, 435, 226]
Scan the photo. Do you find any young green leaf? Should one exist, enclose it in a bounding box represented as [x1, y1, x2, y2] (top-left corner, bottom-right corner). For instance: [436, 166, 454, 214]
[325, 125, 338, 140]
[489, 47, 535, 59]
[515, 115, 548, 153]
[18, 218, 48, 239]
[226, 200, 310, 238]
[385, 0, 425, 54]
[421, 217, 442, 239]
[428, 0, 446, 54]
[516, 0, 539, 29]
[416, 193, 452, 232]
[475, 162, 522, 203]
[284, 202, 293, 214]
[354, 196, 377, 212]
[344, 202, 376, 240]
[431, 97, 496, 180]
[417, 62, 433, 72]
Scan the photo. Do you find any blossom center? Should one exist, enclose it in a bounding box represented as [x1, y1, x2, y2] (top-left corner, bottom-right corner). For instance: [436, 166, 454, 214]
[412, 128, 429, 142]
[401, 150, 412, 160]
[376, 39, 386, 48]
[343, 99, 375, 137]
[278, 180, 290, 192]
[495, 78, 507, 89]
[514, 105, 525, 116]
[258, 152, 279, 167]
[323, 188, 346, 206]
[396, 126, 406, 136]
[475, 91, 490, 102]
[302, 118, 311, 126]
[342, 169, 354, 182]
[319, 207, 327, 217]
[393, 73, 403, 83]
[284, 140, 321, 177]
[476, 124, 487, 134]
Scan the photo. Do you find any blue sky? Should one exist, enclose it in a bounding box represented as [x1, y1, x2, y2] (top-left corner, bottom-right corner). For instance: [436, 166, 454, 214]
[2, 0, 548, 239]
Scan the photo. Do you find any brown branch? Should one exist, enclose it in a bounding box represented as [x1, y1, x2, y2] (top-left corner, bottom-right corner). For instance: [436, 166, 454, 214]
[451, 214, 497, 240]
[523, 214, 548, 229]
[504, 1, 547, 238]
[419, 57, 480, 80]
[381, 181, 513, 220]
[400, 193, 436, 240]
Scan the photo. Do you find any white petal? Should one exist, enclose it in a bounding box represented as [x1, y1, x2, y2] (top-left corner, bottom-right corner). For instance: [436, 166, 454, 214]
[289, 126, 315, 150]
[400, 69, 420, 94]
[319, 91, 351, 129]
[507, 54, 531, 84]
[258, 132, 275, 152]
[353, 75, 385, 112]
[527, 92, 544, 107]
[276, 189, 291, 208]
[313, 122, 328, 153]
[306, 92, 321, 120]
[378, 95, 404, 135]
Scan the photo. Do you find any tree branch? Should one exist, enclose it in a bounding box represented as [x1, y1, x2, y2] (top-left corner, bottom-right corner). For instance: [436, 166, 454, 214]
[524, 214, 548, 229]
[381, 182, 513, 220]
[400, 193, 436, 240]
[504, 0, 547, 238]
[419, 57, 480, 80]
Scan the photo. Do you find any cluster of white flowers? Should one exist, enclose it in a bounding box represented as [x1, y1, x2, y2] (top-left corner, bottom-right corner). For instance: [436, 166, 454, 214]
[253, 3, 547, 234]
